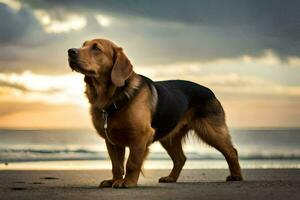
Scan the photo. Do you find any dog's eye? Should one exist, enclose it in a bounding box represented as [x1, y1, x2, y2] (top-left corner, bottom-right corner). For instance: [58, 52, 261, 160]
[92, 44, 101, 52]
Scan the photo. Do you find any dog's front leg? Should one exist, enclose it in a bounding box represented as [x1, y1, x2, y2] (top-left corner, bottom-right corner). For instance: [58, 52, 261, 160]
[99, 140, 125, 188]
[112, 141, 148, 188]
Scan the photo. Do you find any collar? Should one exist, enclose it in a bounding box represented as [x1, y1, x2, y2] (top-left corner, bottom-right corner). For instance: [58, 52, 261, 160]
[101, 76, 144, 117]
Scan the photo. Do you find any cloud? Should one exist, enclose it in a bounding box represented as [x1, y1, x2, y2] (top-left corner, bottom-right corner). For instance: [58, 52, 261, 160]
[0, 80, 29, 92]
[0, 71, 87, 106]
[0, 0, 21, 11]
[141, 65, 300, 99]
[0, 3, 36, 43]
[20, 0, 300, 59]
[0, 80, 62, 94]
[0, 71, 63, 94]
[95, 14, 112, 27]
[0, 0, 299, 75]
[33, 9, 87, 33]
[136, 50, 300, 86]
[0, 3, 104, 73]
[288, 56, 300, 67]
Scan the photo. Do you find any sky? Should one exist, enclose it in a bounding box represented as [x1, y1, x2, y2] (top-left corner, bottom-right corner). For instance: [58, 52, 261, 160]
[0, 0, 299, 129]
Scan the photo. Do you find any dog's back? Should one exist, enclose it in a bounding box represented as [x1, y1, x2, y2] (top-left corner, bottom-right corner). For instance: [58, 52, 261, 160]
[151, 79, 217, 140]
[155, 80, 216, 106]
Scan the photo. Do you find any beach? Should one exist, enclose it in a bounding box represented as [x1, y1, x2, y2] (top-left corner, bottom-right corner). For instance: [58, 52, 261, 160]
[0, 128, 299, 199]
[0, 169, 299, 200]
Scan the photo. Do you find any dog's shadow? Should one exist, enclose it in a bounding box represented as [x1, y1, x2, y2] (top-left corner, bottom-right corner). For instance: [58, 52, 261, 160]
[68, 181, 243, 190]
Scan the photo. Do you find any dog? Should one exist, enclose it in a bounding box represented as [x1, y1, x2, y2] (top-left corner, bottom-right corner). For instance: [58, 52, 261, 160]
[68, 38, 243, 188]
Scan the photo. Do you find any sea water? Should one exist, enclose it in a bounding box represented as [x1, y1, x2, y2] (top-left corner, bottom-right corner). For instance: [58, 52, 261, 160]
[0, 128, 299, 169]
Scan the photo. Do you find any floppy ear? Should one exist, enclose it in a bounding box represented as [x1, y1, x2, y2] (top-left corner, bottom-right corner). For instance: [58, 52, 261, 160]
[111, 48, 133, 87]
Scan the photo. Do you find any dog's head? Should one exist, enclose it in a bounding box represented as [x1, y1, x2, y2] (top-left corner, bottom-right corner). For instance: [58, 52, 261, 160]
[68, 39, 133, 87]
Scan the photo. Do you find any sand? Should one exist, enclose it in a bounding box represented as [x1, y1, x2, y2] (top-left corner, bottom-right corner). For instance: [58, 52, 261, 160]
[0, 169, 299, 200]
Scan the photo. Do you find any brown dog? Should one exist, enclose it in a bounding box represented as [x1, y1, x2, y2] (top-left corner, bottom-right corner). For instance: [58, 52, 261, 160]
[68, 38, 243, 188]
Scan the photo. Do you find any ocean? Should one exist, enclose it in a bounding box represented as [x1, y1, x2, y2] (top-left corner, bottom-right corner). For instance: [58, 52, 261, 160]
[0, 128, 299, 170]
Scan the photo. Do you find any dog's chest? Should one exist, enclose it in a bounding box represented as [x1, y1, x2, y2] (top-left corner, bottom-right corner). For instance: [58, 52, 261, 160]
[91, 108, 133, 145]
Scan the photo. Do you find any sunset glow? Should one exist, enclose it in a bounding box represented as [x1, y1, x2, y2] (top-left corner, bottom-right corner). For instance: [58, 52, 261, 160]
[0, 0, 299, 129]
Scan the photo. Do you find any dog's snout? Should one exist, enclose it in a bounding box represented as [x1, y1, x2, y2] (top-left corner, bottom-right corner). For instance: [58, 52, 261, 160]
[68, 48, 79, 56]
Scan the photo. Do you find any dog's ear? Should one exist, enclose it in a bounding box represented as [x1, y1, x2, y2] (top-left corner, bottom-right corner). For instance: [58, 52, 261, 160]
[111, 47, 133, 87]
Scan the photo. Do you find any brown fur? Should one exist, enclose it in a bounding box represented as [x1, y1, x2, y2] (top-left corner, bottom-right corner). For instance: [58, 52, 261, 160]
[68, 39, 243, 188]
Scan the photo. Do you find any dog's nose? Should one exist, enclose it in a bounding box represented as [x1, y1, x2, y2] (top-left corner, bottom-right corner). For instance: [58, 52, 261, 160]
[68, 48, 79, 56]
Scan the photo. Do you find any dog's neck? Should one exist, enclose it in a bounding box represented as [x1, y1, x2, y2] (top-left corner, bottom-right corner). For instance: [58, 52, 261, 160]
[85, 72, 141, 109]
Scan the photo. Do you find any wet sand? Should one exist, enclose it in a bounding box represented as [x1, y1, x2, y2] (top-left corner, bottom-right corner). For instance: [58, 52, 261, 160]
[0, 169, 299, 200]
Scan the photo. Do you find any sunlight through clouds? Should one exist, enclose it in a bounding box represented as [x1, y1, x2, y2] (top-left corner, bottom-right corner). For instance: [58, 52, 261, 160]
[34, 9, 87, 33]
[240, 50, 281, 66]
[135, 51, 300, 98]
[95, 14, 112, 27]
[0, 0, 21, 11]
[139, 66, 300, 98]
[0, 71, 87, 106]
[288, 56, 300, 67]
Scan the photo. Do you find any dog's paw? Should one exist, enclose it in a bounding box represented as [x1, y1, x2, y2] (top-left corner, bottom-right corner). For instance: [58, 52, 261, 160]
[158, 176, 177, 183]
[99, 179, 114, 188]
[112, 179, 137, 188]
[226, 175, 243, 182]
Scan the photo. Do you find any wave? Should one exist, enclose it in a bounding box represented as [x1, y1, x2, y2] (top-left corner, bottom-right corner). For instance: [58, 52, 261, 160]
[0, 148, 99, 154]
[1, 148, 300, 163]
[150, 152, 300, 161]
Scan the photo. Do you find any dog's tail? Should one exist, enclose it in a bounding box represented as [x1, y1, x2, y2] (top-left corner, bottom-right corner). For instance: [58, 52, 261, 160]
[191, 98, 243, 180]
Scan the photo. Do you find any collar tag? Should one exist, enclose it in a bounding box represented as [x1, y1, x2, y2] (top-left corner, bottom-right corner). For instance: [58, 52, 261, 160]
[102, 110, 108, 129]
[101, 109, 115, 145]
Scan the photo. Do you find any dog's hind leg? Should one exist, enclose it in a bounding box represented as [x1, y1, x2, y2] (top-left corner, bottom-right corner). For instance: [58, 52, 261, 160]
[192, 100, 243, 181]
[158, 126, 188, 183]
